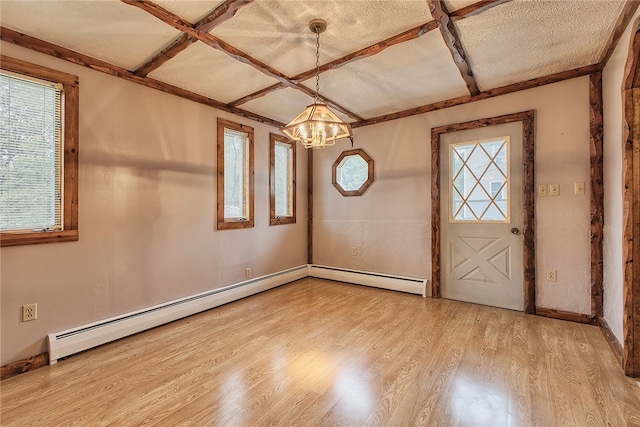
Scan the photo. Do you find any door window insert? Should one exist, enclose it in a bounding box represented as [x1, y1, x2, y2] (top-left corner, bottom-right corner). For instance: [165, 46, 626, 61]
[450, 137, 510, 222]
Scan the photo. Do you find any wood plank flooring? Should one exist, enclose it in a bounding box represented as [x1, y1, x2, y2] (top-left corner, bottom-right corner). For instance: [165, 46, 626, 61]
[2, 277, 640, 426]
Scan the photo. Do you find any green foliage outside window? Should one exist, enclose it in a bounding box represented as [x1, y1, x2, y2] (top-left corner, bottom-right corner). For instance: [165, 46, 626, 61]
[337, 155, 368, 192]
[0, 73, 62, 231]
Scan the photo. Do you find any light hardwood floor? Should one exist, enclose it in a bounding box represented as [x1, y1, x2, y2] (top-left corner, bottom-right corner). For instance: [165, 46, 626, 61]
[2, 278, 640, 426]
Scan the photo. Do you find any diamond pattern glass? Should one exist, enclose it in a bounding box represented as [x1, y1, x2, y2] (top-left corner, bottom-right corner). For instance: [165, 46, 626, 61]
[450, 137, 509, 222]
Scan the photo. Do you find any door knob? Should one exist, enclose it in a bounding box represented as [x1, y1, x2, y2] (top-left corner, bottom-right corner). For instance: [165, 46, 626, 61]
[511, 227, 520, 235]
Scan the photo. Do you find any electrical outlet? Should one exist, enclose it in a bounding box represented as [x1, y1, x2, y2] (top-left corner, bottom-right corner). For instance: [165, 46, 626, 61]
[574, 182, 585, 195]
[351, 247, 357, 256]
[549, 184, 560, 196]
[547, 270, 557, 282]
[245, 268, 251, 278]
[22, 303, 37, 322]
[538, 184, 548, 196]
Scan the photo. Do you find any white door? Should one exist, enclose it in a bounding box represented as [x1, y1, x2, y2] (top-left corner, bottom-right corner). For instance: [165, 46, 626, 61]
[440, 122, 524, 311]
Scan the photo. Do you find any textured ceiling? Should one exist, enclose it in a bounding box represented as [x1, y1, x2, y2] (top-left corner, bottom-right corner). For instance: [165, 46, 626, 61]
[211, 0, 434, 77]
[457, 0, 625, 89]
[0, 0, 630, 128]
[308, 31, 471, 119]
[148, 40, 280, 103]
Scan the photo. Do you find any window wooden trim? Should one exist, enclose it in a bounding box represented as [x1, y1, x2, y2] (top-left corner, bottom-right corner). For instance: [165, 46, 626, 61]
[269, 133, 296, 226]
[0, 55, 79, 247]
[216, 118, 254, 230]
[332, 149, 374, 197]
[622, 18, 640, 376]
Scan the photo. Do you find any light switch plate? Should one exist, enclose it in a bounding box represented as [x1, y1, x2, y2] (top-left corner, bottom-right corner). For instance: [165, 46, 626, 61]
[549, 184, 560, 196]
[574, 182, 585, 195]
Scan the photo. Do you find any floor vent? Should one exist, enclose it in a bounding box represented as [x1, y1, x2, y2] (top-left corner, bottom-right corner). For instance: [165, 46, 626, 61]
[47, 265, 308, 364]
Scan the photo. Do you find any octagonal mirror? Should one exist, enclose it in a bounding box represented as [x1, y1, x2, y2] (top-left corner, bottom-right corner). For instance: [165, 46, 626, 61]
[332, 149, 374, 196]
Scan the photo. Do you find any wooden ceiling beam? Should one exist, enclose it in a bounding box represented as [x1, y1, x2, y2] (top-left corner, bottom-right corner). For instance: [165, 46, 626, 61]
[427, 0, 480, 96]
[134, 33, 196, 77]
[352, 63, 599, 128]
[5, 0, 598, 130]
[134, 0, 254, 77]
[290, 0, 509, 84]
[121, 0, 290, 83]
[228, 83, 286, 107]
[0, 27, 285, 128]
[290, 21, 438, 83]
[450, 0, 513, 21]
[226, 81, 364, 124]
[598, 1, 640, 70]
[632, 22, 640, 88]
[227, 0, 509, 117]
[127, 0, 505, 122]
[121, 0, 362, 122]
[195, 0, 254, 33]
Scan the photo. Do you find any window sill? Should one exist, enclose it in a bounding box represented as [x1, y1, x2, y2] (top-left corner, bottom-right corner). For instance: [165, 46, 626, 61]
[0, 230, 79, 247]
[217, 220, 254, 230]
[270, 217, 296, 226]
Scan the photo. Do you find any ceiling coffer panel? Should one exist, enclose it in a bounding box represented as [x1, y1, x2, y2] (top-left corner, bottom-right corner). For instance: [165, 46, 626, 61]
[0, 0, 182, 71]
[242, 87, 317, 125]
[456, 0, 626, 91]
[210, 0, 433, 77]
[148, 41, 280, 104]
[152, 0, 227, 24]
[304, 31, 471, 119]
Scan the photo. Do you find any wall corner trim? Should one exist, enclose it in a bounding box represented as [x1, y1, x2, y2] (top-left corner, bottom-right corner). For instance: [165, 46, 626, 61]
[599, 316, 625, 367]
[535, 307, 597, 325]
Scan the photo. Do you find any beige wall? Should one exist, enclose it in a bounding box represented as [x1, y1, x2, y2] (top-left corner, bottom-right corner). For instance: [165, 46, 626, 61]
[314, 77, 592, 313]
[0, 42, 308, 366]
[602, 9, 640, 345]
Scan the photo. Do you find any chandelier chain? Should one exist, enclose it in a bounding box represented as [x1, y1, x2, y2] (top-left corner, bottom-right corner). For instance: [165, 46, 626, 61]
[281, 19, 352, 149]
[314, 29, 320, 104]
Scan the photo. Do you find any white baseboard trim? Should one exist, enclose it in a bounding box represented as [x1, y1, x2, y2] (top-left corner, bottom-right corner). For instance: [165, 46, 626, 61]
[47, 265, 308, 364]
[309, 264, 428, 297]
[47, 264, 428, 365]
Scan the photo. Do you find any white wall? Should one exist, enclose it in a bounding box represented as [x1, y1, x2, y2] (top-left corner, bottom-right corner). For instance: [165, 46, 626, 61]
[314, 77, 592, 313]
[0, 42, 308, 366]
[602, 9, 640, 345]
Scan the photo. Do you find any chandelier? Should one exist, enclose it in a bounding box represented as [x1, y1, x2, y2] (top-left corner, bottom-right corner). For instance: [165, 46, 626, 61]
[282, 19, 353, 149]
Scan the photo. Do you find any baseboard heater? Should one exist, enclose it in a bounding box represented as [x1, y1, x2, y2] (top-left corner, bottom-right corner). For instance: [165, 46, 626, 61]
[47, 265, 308, 365]
[309, 264, 428, 297]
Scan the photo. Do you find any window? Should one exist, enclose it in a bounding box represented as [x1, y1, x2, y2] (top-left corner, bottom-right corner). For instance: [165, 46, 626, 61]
[269, 133, 296, 225]
[0, 56, 79, 247]
[450, 136, 509, 222]
[332, 149, 374, 196]
[217, 118, 254, 230]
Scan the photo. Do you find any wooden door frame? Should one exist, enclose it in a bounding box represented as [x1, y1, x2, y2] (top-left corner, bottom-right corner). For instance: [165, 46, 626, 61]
[431, 110, 536, 313]
[623, 18, 640, 377]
